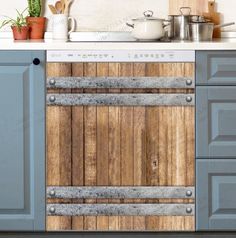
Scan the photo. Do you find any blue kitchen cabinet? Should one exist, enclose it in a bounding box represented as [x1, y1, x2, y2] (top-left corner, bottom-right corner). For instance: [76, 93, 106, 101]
[196, 51, 236, 231]
[196, 86, 236, 158]
[196, 51, 236, 85]
[196, 159, 236, 230]
[0, 51, 46, 231]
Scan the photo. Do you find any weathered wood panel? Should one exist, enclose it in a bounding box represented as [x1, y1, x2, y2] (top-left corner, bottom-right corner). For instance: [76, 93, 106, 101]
[119, 63, 134, 231]
[47, 63, 72, 231]
[133, 63, 146, 231]
[108, 63, 121, 231]
[96, 63, 109, 230]
[47, 62, 195, 231]
[83, 63, 97, 231]
[71, 63, 84, 230]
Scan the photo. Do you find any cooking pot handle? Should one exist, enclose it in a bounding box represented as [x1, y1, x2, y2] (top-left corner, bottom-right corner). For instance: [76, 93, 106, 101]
[144, 10, 154, 17]
[214, 22, 235, 29]
[163, 20, 171, 28]
[126, 22, 134, 28]
[180, 7, 191, 16]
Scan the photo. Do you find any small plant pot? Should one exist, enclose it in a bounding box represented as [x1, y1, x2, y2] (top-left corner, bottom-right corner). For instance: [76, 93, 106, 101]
[11, 26, 29, 40]
[27, 17, 46, 39]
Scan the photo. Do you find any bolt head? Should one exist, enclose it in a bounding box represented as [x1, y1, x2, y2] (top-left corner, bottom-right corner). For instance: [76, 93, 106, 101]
[49, 79, 56, 86]
[49, 190, 56, 196]
[186, 190, 192, 197]
[186, 207, 192, 214]
[49, 207, 56, 213]
[49, 96, 56, 102]
[186, 79, 193, 86]
[186, 96, 192, 103]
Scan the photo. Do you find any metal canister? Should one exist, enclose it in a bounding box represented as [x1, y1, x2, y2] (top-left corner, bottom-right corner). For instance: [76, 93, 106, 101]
[168, 7, 199, 40]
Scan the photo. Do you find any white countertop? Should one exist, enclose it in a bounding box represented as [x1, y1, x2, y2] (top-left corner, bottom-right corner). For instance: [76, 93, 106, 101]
[0, 38, 236, 50]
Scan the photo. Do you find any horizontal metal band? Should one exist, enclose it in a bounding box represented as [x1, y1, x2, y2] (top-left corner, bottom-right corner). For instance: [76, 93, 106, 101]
[47, 77, 194, 89]
[47, 204, 195, 216]
[47, 186, 195, 199]
[47, 94, 195, 106]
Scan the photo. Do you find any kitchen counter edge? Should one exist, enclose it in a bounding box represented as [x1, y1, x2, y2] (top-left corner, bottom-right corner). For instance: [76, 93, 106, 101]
[0, 39, 236, 50]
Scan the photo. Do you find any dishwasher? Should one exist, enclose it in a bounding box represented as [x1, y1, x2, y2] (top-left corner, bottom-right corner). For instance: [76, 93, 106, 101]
[46, 48, 195, 231]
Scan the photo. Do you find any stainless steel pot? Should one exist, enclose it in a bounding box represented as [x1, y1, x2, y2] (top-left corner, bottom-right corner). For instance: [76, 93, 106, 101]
[168, 7, 199, 40]
[189, 22, 235, 41]
[126, 10, 167, 41]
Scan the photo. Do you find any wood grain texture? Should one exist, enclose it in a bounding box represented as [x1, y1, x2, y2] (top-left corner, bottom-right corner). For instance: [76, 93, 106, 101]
[83, 63, 97, 231]
[119, 63, 134, 231]
[145, 63, 160, 231]
[108, 63, 120, 231]
[47, 62, 195, 232]
[133, 63, 146, 231]
[169, 0, 208, 15]
[96, 63, 109, 231]
[71, 63, 84, 230]
[203, 1, 221, 38]
[47, 63, 72, 231]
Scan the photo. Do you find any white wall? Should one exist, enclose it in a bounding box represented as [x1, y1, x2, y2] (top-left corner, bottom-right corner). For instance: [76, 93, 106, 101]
[0, 0, 168, 31]
[0, 0, 235, 31]
[217, 0, 236, 31]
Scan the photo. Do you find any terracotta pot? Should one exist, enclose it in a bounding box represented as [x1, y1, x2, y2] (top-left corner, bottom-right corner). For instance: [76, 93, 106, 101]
[27, 17, 46, 39]
[11, 26, 29, 40]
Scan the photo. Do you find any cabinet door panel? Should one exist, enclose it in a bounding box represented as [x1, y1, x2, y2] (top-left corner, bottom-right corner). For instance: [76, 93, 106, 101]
[196, 159, 236, 230]
[47, 62, 195, 231]
[196, 51, 236, 85]
[196, 86, 236, 158]
[0, 51, 46, 231]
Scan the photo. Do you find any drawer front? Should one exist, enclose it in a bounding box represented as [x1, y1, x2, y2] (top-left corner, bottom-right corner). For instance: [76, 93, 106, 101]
[196, 159, 236, 230]
[196, 86, 236, 158]
[196, 51, 236, 85]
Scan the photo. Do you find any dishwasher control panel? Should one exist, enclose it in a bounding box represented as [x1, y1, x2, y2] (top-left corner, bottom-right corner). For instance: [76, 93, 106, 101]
[47, 50, 195, 62]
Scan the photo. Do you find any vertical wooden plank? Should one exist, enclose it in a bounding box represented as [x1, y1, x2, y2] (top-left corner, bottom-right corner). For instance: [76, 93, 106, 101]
[84, 63, 97, 231]
[133, 63, 146, 231]
[47, 63, 72, 231]
[145, 63, 160, 231]
[96, 63, 109, 231]
[119, 63, 134, 231]
[184, 63, 195, 231]
[71, 63, 84, 230]
[108, 63, 120, 231]
[158, 105, 172, 231]
[171, 63, 187, 231]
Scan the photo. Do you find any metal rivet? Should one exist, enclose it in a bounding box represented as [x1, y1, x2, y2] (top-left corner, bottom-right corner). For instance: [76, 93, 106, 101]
[49, 190, 56, 197]
[186, 190, 192, 197]
[49, 79, 56, 86]
[186, 79, 192, 86]
[49, 207, 56, 213]
[186, 207, 192, 214]
[186, 96, 192, 103]
[49, 96, 56, 103]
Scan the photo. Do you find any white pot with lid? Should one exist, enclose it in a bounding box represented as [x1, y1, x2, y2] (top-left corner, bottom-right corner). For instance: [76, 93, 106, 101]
[126, 10, 167, 41]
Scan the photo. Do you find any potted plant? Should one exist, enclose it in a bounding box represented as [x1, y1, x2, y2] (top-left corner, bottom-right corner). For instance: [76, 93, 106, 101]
[0, 9, 29, 40]
[27, 0, 46, 39]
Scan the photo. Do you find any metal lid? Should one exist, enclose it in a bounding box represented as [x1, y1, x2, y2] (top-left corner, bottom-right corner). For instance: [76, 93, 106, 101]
[132, 10, 164, 22]
[191, 15, 211, 23]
